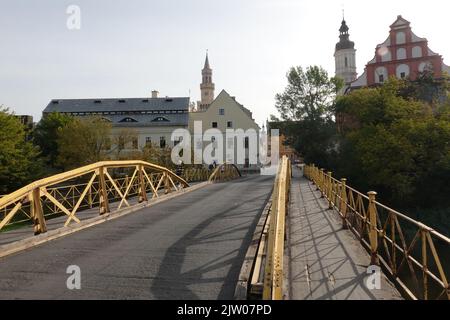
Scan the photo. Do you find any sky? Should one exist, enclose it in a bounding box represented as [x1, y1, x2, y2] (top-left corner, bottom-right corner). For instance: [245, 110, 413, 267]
[0, 0, 449, 126]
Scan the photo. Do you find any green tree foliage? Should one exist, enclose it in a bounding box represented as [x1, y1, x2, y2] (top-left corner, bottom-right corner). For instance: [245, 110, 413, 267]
[56, 117, 112, 170]
[0, 108, 43, 193]
[275, 65, 343, 121]
[335, 78, 450, 208]
[274, 65, 343, 167]
[33, 112, 74, 168]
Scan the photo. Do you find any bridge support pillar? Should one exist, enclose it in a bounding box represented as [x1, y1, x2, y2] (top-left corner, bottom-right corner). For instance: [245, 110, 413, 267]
[367, 191, 379, 265]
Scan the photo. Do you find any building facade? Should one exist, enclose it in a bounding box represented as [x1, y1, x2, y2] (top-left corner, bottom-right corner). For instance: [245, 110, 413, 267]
[43, 93, 189, 153]
[348, 15, 450, 90]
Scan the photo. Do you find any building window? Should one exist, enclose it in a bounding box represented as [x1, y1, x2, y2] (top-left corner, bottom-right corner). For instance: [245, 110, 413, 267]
[219, 108, 225, 115]
[145, 137, 151, 146]
[345, 57, 348, 67]
[412, 46, 422, 58]
[244, 158, 249, 168]
[212, 122, 217, 128]
[397, 48, 406, 60]
[132, 137, 138, 149]
[119, 117, 138, 123]
[227, 121, 233, 128]
[396, 31, 406, 45]
[160, 136, 166, 148]
[379, 74, 384, 83]
[244, 137, 249, 149]
[396, 64, 410, 79]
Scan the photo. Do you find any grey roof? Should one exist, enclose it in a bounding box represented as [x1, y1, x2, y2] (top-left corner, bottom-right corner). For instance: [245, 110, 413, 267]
[44, 97, 189, 113]
[43, 97, 189, 127]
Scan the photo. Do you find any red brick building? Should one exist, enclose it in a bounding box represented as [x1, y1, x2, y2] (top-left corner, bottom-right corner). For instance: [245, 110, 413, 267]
[347, 15, 450, 90]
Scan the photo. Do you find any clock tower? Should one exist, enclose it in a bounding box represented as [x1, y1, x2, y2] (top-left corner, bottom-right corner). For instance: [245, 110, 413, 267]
[334, 18, 357, 91]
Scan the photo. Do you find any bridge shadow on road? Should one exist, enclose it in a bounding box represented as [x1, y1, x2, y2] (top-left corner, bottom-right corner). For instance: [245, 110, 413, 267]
[151, 176, 273, 300]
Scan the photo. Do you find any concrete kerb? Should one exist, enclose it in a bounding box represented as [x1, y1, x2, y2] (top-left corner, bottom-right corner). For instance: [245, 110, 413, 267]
[0, 181, 211, 260]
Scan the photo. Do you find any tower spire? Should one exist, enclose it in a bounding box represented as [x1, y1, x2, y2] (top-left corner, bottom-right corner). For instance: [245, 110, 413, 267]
[204, 50, 210, 69]
[199, 50, 215, 108]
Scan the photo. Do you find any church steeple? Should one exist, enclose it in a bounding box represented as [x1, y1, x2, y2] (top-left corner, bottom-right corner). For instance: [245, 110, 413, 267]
[334, 16, 357, 91]
[200, 51, 215, 108]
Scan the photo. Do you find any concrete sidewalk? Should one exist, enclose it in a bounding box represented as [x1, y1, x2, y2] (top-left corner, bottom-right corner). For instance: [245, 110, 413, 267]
[286, 169, 402, 300]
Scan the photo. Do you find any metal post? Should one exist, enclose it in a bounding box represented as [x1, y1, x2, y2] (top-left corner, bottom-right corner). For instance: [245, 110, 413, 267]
[340, 178, 347, 229]
[327, 172, 333, 209]
[30, 188, 47, 235]
[367, 191, 379, 265]
[138, 165, 148, 203]
[422, 229, 428, 300]
[98, 166, 110, 215]
[319, 169, 324, 194]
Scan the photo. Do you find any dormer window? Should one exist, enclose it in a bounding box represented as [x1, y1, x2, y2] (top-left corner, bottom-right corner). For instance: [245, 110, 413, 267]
[118, 99, 126, 103]
[119, 117, 138, 123]
[151, 116, 169, 122]
[52, 100, 59, 104]
[94, 100, 102, 104]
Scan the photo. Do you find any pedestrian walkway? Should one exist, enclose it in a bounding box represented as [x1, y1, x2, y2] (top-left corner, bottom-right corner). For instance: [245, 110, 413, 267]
[286, 168, 402, 300]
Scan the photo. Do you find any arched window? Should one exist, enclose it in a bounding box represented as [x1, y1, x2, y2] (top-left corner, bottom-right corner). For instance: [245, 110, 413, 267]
[396, 31, 406, 44]
[375, 66, 388, 83]
[418, 61, 433, 73]
[412, 46, 422, 58]
[397, 48, 406, 60]
[396, 64, 410, 79]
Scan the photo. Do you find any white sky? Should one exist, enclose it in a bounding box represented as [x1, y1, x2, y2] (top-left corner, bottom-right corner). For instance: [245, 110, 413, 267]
[0, 0, 449, 126]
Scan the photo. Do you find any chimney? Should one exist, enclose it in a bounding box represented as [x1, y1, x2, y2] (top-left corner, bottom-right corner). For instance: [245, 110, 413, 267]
[151, 90, 159, 98]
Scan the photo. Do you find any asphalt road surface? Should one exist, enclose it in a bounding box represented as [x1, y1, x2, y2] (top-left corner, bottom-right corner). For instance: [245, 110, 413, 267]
[0, 175, 273, 300]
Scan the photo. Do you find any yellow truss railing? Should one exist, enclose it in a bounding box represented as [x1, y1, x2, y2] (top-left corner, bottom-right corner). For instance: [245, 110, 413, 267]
[0, 160, 189, 236]
[208, 163, 242, 183]
[304, 164, 450, 300]
[262, 156, 292, 300]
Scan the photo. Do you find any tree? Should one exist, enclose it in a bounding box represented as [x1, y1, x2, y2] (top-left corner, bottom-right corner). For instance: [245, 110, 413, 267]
[56, 117, 112, 170]
[334, 78, 450, 207]
[33, 112, 74, 168]
[274, 65, 343, 166]
[0, 108, 43, 193]
[275, 65, 343, 121]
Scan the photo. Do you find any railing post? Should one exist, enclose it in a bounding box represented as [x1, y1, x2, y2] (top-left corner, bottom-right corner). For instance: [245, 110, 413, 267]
[421, 229, 428, 300]
[340, 178, 347, 229]
[30, 188, 47, 235]
[327, 172, 333, 209]
[367, 191, 379, 265]
[138, 165, 148, 203]
[319, 169, 324, 194]
[98, 166, 110, 215]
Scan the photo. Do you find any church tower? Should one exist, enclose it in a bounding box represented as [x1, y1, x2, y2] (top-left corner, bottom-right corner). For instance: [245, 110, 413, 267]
[334, 18, 357, 89]
[200, 51, 215, 109]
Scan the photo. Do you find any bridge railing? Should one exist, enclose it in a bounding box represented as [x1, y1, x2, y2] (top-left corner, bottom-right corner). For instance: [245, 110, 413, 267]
[262, 156, 292, 300]
[208, 163, 241, 183]
[0, 160, 189, 236]
[304, 164, 450, 300]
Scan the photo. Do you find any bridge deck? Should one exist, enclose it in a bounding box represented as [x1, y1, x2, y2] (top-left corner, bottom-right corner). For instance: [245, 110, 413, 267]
[0, 175, 273, 299]
[286, 169, 402, 300]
